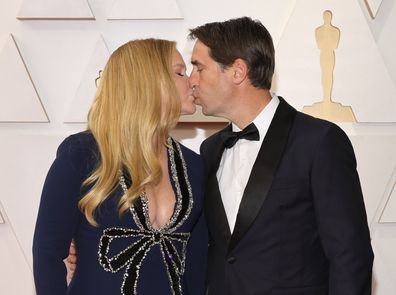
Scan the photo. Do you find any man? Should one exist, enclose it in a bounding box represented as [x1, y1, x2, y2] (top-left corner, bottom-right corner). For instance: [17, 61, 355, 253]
[189, 17, 373, 295]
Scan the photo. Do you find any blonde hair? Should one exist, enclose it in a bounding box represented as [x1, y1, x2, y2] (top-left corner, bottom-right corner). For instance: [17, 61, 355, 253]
[79, 39, 181, 226]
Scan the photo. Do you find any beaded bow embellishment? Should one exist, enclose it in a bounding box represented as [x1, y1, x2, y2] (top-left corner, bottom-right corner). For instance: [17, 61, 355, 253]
[98, 138, 193, 295]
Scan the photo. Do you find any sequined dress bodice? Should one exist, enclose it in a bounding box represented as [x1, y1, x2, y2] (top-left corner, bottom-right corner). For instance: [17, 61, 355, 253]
[98, 138, 194, 295]
[32, 132, 207, 295]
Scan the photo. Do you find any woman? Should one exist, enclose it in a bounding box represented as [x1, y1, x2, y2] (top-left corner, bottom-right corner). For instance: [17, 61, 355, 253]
[33, 39, 207, 295]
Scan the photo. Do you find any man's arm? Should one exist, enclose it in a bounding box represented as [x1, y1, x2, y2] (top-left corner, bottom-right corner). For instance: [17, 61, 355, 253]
[311, 124, 374, 295]
[66, 240, 76, 281]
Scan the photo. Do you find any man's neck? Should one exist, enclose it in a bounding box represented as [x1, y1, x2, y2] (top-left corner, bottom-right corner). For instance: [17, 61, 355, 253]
[229, 89, 272, 129]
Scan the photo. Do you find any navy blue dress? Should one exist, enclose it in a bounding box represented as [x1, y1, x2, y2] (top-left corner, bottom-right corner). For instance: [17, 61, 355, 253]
[33, 132, 207, 295]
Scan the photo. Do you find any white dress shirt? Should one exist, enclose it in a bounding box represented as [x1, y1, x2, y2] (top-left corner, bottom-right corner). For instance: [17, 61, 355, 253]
[216, 95, 280, 233]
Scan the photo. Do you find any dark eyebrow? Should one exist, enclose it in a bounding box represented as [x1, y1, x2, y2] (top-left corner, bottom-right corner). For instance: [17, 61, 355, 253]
[191, 60, 202, 66]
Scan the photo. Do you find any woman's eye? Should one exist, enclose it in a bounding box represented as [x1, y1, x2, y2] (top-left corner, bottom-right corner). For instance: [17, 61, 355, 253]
[176, 73, 185, 77]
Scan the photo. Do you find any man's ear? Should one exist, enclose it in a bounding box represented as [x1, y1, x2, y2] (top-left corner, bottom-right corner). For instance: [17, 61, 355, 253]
[232, 58, 248, 85]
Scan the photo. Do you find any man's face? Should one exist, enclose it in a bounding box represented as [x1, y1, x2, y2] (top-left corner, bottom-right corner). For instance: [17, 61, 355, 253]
[189, 41, 232, 117]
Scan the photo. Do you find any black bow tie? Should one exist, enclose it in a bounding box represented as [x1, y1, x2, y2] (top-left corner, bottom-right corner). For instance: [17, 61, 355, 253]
[221, 123, 260, 148]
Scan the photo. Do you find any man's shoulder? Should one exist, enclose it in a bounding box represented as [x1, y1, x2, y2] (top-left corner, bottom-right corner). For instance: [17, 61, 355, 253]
[278, 96, 338, 135]
[200, 126, 228, 154]
[293, 110, 349, 142]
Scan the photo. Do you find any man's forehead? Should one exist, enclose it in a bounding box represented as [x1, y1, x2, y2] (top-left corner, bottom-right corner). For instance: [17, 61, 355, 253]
[192, 40, 207, 53]
[191, 41, 211, 62]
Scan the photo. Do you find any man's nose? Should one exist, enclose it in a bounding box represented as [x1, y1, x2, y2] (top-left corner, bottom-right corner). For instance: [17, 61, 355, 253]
[189, 72, 197, 89]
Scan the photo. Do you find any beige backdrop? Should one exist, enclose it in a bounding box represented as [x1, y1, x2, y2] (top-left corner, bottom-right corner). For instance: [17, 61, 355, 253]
[1, 0, 396, 294]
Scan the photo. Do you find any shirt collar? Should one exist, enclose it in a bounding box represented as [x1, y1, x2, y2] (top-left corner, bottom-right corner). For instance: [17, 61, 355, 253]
[232, 94, 280, 140]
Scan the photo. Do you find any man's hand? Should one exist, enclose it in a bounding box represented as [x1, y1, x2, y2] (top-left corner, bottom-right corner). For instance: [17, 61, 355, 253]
[66, 240, 77, 281]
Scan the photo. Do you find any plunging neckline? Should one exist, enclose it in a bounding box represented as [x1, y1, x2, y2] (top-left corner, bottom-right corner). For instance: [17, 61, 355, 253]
[140, 189, 176, 232]
[118, 137, 193, 234]
[101, 137, 194, 295]
[141, 139, 178, 232]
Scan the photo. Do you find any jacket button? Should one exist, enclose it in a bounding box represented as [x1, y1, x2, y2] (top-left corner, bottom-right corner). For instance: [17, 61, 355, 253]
[227, 256, 236, 264]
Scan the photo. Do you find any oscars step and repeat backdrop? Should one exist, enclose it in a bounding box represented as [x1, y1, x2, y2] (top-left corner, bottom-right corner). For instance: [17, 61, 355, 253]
[1, 0, 396, 294]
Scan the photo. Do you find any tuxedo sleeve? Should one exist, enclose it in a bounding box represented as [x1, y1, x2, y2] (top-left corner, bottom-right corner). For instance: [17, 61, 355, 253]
[32, 139, 86, 295]
[311, 124, 374, 295]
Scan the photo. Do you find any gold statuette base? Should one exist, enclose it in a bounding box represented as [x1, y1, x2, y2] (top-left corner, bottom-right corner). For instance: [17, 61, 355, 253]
[303, 100, 356, 122]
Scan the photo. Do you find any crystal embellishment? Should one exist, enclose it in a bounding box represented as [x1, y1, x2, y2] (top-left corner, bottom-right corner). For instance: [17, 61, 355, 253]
[98, 138, 193, 295]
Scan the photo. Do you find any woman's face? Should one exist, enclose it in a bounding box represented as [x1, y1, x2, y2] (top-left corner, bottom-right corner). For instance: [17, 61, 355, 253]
[172, 50, 196, 115]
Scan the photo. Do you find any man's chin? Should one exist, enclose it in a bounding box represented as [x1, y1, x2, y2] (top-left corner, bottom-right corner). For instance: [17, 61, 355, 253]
[200, 108, 211, 116]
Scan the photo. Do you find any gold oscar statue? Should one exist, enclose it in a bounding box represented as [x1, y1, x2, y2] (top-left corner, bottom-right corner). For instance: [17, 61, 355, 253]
[303, 10, 356, 122]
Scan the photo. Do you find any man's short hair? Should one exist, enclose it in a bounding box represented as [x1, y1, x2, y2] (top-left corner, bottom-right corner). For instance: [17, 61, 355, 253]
[189, 16, 275, 90]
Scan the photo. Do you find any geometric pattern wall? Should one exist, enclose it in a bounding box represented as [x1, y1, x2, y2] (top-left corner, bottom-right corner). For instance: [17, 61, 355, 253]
[107, 0, 183, 20]
[1, 0, 396, 294]
[0, 35, 49, 122]
[371, 236, 396, 294]
[274, 0, 396, 122]
[0, 134, 65, 270]
[0, 201, 4, 223]
[17, 0, 94, 20]
[349, 135, 396, 226]
[64, 36, 110, 123]
[365, 0, 384, 18]
[379, 179, 396, 223]
[0, 200, 35, 294]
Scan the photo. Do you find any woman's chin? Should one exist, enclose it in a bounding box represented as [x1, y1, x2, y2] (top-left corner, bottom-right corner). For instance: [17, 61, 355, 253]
[181, 106, 197, 116]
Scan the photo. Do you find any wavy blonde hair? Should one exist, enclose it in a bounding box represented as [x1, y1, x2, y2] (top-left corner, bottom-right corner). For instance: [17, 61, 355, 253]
[79, 39, 181, 226]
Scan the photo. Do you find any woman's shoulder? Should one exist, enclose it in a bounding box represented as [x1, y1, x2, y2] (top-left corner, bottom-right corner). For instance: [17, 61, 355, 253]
[56, 131, 99, 173]
[58, 131, 97, 154]
[171, 139, 204, 181]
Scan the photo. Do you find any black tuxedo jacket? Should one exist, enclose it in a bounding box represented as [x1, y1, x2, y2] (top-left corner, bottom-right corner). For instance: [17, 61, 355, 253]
[200, 97, 373, 295]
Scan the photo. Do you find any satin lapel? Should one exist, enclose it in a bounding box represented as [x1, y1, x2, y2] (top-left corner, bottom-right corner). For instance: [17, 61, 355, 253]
[228, 97, 297, 253]
[204, 125, 232, 242]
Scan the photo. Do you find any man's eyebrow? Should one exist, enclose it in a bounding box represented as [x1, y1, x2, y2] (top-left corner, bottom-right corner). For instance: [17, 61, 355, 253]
[191, 60, 202, 66]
